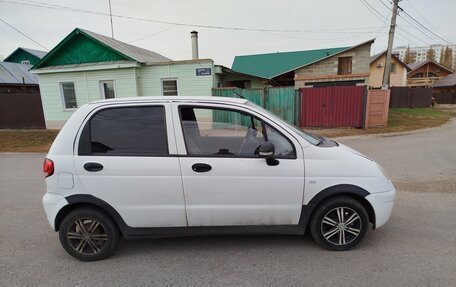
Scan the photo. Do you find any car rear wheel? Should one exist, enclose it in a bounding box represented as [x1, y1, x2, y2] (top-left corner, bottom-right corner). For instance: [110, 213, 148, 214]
[59, 207, 119, 261]
[310, 196, 369, 251]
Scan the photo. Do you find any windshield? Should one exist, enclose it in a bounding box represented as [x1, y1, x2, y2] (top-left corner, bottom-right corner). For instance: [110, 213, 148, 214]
[246, 101, 321, 146]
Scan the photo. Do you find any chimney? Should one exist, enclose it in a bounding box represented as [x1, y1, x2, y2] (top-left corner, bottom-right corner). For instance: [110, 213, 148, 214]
[191, 31, 199, 60]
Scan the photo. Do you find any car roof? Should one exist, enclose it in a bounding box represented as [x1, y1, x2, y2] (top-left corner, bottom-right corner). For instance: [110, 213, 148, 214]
[89, 96, 249, 105]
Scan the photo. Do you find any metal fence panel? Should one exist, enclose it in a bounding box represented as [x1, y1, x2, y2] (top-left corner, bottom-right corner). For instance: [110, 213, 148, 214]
[0, 92, 45, 129]
[300, 86, 365, 128]
[264, 87, 296, 125]
[434, 92, 456, 104]
[390, 87, 432, 108]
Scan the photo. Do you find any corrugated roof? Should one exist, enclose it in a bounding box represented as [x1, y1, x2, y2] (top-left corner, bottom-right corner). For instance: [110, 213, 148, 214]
[407, 61, 425, 70]
[79, 29, 170, 63]
[232, 39, 375, 79]
[19, 47, 47, 59]
[369, 50, 411, 71]
[407, 60, 454, 74]
[232, 47, 348, 79]
[0, 62, 38, 84]
[433, 73, 456, 87]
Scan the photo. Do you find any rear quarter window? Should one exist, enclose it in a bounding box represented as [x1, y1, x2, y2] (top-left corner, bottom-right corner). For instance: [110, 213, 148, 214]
[78, 106, 168, 156]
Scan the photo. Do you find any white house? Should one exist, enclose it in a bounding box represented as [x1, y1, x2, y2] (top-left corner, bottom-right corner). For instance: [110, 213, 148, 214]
[31, 28, 218, 129]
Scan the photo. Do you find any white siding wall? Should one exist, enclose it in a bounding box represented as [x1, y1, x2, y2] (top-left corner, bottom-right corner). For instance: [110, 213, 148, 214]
[37, 60, 215, 129]
[139, 60, 214, 97]
[37, 67, 138, 128]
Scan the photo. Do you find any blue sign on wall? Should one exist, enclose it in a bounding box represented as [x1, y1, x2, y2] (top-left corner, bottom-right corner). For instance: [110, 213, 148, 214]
[196, 68, 211, 76]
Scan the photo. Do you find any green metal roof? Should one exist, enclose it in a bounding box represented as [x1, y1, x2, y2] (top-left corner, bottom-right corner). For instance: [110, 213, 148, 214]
[33, 28, 170, 70]
[231, 46, 350, 79]
[4, 47, 46, 65]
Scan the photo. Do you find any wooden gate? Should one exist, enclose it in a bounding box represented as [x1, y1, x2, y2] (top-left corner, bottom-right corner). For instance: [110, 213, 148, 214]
[300, 86, 366, 128]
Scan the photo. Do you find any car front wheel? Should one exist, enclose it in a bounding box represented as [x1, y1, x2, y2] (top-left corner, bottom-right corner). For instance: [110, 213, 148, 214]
[59, 207, 119, 261]
[310, 196, 369, 251]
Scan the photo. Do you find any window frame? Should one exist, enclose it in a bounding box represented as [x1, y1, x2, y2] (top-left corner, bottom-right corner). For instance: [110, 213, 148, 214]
[77, 105, 170, 157]
[390, 63, 397, 74]
[177, 105, 297, 159]
[161, 78, 179, 96]
[99, 80, 116, 99]
[337, 56, 353, 75]
[59, 81, 78, 110]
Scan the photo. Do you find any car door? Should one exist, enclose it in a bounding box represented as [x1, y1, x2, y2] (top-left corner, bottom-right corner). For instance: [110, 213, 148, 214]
[172, 102, 305, 227]
[73, 103, 187, 228]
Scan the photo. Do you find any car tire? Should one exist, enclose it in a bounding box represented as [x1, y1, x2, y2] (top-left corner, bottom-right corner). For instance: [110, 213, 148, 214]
[59, 207, 119, 261]
[310, 196, 369, 251]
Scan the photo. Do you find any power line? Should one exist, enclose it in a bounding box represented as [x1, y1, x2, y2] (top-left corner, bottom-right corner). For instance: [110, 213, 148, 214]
[0, 18, 48, 50]
[399, 9, 453, 45]
[358, 0, 424, 46]
[404, 0, 437, 30]
[377, 0, 438, 44]
[2, 0, 384, 34]
[377, 0, 453, 45]
[127, 24, 177, 43]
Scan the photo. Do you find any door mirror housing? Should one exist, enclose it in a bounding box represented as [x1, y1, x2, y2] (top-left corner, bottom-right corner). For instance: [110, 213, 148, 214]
[258, 141, 279, 166]
[258, 141, 275, 158]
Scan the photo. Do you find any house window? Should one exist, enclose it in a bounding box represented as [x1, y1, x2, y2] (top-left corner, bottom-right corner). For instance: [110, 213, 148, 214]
[390, 63, 396, 73]
[60, 82, 77, 109]
[100, 81, 115, 99]
[162, 79, 178, 96]
[337, 57, 352, 75]
[21, 60, 30, 65]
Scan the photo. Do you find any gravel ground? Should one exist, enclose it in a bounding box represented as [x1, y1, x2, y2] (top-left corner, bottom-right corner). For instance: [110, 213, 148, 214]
[1, 119, 455, 287]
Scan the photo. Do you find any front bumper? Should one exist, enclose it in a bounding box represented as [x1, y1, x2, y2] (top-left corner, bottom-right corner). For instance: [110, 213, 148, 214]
[42, 192, 68, 230]
[365, 188, 396, 229]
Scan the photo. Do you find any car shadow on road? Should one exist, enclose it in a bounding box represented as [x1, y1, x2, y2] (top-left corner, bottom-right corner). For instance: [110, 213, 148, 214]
[111, 227, 387, 260]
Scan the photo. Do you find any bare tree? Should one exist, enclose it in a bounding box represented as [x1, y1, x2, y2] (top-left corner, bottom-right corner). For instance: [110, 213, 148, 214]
[403, 46, 411, 64]
[426, 47, 436, 61]
[441, 45, 453, 69]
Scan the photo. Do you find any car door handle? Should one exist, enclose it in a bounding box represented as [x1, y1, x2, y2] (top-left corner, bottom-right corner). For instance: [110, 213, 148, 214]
[191, 163, 212, 173]
[84, 162, 104, 172]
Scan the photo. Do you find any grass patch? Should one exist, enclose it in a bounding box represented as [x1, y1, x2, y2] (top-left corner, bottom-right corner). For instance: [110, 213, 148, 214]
[305, 107, 456, 138]
[0, 129, 59, 152]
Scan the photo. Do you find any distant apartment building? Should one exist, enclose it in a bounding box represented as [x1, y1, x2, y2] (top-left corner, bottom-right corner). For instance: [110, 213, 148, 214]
[392, 45, 456, 70]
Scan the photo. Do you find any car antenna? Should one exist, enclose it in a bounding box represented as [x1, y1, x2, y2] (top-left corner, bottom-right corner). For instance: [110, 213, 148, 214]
[232, 89, 245, 99]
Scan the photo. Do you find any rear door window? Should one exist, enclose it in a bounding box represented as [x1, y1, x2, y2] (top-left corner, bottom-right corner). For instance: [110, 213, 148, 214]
[78, 106, 168, 156]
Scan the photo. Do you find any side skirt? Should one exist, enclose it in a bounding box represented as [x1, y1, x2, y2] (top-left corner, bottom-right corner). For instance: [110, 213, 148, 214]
[122, 224, 306, 240]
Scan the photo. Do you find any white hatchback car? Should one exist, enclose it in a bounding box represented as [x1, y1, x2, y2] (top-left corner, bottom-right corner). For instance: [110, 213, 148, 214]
[42, 96, 396, 261]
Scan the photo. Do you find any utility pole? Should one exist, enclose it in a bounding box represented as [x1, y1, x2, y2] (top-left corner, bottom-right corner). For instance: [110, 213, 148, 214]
[382, 0, 400, 88]
[109, 0, 114, 38]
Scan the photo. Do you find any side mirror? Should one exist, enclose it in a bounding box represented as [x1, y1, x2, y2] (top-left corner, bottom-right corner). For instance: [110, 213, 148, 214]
[258, 141, 279, 166]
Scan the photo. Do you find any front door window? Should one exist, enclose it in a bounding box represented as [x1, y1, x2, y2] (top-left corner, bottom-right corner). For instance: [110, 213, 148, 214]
[179, 106, 295, 158]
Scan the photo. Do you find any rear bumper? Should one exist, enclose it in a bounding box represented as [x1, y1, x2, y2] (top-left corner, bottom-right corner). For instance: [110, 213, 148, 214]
[42, 192, 68, 230]
[365, 188, 396, 229]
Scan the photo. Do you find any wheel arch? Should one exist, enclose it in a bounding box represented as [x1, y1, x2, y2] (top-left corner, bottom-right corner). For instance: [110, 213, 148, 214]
[54, 195, 128, 235]
[300, 184, 376, 229]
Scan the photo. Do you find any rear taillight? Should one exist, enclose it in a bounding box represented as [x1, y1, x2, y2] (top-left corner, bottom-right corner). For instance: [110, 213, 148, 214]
[43, 158, 54, 178]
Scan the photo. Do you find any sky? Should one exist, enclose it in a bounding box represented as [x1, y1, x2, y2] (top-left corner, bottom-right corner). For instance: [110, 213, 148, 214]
[1, 0, 455, 66]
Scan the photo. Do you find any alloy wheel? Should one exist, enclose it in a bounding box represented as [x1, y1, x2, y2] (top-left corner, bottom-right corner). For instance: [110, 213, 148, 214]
[321, 207, 362, 246]
[66, 218, 108, 255]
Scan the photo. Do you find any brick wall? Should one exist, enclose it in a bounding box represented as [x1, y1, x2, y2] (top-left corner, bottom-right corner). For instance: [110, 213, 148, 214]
[295, 43, 371, 87]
